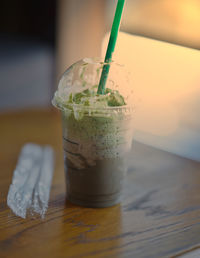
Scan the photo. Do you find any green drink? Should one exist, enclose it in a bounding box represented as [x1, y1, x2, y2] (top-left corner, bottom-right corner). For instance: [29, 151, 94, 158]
[53, 58, 134, 207]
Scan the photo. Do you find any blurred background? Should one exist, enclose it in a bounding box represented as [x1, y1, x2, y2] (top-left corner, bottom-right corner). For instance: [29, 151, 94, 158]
[0, 0, 200, 160]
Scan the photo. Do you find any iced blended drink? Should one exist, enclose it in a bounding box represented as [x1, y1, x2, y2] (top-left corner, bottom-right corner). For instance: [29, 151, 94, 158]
[53, 58, 134, 207]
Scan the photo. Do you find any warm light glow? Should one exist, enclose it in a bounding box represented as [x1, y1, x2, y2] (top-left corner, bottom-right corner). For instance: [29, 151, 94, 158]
[118, 0, 200, 49]
[102, 32, 200, 137]
[177, 0, 200, 41]
[180, 0, 200, 22]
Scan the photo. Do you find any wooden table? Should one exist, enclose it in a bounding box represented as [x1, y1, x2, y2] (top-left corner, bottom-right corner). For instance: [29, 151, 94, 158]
[1, 109, 200, 258]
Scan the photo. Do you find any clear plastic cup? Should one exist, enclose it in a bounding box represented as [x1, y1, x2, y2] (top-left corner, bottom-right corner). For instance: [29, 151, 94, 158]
[53, 58, 134, 207]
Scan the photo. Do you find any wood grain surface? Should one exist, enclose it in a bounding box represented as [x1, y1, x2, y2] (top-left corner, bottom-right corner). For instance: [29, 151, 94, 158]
[0, 109, 200, 258]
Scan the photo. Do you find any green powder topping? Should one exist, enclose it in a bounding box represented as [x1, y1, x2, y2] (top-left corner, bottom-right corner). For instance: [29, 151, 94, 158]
[65, 88, 126, 108]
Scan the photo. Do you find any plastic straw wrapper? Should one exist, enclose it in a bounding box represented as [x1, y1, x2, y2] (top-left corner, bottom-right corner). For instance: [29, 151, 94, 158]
[7, 143, 54, 219]
[32, 146, 54, 218]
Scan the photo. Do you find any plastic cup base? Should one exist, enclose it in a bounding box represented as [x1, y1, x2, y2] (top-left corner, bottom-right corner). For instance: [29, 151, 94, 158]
[67, 194, 121, 208]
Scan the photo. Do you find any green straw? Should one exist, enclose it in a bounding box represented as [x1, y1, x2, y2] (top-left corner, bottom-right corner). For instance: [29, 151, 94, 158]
[97, 0, 125, 95]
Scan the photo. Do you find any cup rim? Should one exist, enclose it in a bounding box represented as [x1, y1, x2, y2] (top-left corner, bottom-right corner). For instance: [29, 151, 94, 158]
[52, 98, 135, 112]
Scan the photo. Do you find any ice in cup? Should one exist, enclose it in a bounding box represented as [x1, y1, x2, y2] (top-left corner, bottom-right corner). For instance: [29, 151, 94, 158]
[52, 58, 134, 207]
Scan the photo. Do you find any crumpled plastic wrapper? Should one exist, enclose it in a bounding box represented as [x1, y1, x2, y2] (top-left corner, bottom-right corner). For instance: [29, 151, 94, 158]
[7, 143, 54, 219]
